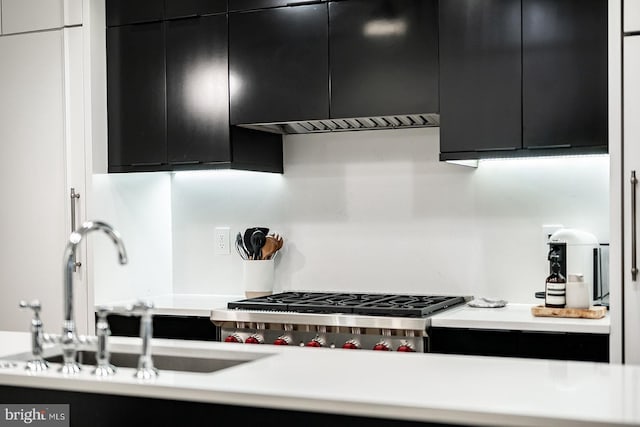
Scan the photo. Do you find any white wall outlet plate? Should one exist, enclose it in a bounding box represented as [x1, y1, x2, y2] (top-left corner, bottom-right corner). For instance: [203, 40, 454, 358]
[214, 227, 230, 255]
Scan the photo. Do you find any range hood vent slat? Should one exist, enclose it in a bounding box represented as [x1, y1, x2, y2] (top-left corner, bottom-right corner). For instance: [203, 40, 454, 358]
[237, 113, 440, 135]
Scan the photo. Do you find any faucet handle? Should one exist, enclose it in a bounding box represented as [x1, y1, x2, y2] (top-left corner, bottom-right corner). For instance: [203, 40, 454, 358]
[92, 306, 116, 377]
[127, 300, 158, 380]
[19, 300, 42, 316]
[127, 300, 154, 314]
[18, 300, 48, 372]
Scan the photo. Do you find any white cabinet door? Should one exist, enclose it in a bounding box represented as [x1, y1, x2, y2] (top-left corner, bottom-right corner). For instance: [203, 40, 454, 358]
[625, 0, 640, 33]
[0, 29, 86, 333]
[63, 0, 82, 26]
[1, 0, 64, 34]
[623, 35, 640, 364]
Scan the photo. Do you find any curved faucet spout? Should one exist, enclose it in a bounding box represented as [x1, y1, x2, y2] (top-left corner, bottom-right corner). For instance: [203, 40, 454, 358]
[61, 220, 127, 374]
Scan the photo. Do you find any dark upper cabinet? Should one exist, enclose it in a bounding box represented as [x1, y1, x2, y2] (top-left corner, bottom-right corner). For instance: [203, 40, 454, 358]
[522, 0, 608, 150]
[229, 0, 321, 12]
[229, 3, 330, 124]
[439, 0, 608, 160]
[106, 0, 164, 26]
[107, 23, 167, 169]
[165, 0, 227, 19]
[439, 0, 522, 155]
[107, 16, 283, 173]
[166, 15, 230, 165]
[329, 0, 439, 119]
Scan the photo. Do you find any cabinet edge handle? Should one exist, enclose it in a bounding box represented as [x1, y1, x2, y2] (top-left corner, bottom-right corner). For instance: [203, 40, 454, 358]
[632, 171, 638, 281]
[70, 188, 82, 272]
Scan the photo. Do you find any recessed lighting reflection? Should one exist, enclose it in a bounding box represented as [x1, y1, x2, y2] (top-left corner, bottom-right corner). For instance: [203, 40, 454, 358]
[363, 19, 408, 37]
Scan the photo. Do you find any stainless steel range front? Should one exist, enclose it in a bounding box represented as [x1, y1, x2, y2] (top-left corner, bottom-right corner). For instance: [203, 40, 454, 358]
[211, 292, 470, 352]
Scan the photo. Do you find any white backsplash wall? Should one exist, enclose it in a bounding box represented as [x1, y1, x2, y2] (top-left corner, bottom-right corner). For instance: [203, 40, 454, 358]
[91, 173, 173, 305]
[170, 128, 609, 303]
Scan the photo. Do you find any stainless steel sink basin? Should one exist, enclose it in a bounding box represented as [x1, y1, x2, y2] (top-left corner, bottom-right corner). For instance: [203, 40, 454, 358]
[44, 350, 248, 373]
[2, 342, 270, 375]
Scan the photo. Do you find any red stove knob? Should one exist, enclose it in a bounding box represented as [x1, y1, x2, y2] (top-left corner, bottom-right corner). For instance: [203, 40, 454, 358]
[342, 340, 359, 350]
[373, 342, 391, 351]
[397, 344, 415, 352]
[245, 334, 264, 344]
[224, 334, 243, 343]
[273, 336, 291, 346]
[306, 336, 325, 348]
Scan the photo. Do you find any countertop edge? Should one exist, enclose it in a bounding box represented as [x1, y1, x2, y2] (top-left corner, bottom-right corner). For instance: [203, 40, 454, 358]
[0, 370, 627, 427]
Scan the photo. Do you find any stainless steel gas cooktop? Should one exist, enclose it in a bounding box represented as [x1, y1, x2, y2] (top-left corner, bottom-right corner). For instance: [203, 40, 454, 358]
[227, 292, 467, 317]
[212, 292, 470, 352]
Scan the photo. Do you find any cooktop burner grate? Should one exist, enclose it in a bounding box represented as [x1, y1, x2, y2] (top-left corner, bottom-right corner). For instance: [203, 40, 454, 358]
[227, 292, 467, 317]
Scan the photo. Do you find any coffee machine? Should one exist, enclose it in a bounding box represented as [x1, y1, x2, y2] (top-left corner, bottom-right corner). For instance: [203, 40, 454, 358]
[547, 228, 607, 306]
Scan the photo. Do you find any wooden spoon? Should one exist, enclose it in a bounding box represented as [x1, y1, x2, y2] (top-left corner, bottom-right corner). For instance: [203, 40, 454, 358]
[261, 235, 279, 260]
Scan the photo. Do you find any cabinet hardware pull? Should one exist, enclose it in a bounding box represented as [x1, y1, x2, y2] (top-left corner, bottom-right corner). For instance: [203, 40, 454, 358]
[475, 147, 518, 152]
[632, 171, 638, 281]
[70, 188, 82, 272]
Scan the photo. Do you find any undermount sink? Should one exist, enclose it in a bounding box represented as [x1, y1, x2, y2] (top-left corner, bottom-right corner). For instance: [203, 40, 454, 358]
[44, 350, 250, 373]
[3, 343, 269, 374]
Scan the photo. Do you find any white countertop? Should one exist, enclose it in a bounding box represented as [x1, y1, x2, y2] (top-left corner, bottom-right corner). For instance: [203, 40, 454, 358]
[430, 303, 610, 334]
[95, 293, 244, 317]
[96, 296, 610, 335]
[0, 332, 637, 426]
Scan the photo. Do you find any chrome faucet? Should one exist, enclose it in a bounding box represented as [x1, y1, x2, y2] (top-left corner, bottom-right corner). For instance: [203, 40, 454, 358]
[19, 300, 49, 372]
[61, 221, 128, 374]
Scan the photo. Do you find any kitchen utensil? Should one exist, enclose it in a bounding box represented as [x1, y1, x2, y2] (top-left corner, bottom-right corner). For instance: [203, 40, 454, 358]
[235, 232, 250, 260]
[243, 227, 269, 259]
[261, 235, 279, 260]
[250, 230, 266, 260]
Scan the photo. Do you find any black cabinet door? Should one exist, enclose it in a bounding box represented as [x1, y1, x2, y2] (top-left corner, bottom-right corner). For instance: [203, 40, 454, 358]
[166, 15, 230, 165]
[165, 0, 227, 19]
[106, 0, 164, 26]
[522, 0, 608, 149]
[430, 327, 609, 362]
[329, 0, 438, 118]
[229, 4, 329, 124]
[439, 0, 522, 154]
[107, 23, 167, 169]
[229, 0, 320, 12]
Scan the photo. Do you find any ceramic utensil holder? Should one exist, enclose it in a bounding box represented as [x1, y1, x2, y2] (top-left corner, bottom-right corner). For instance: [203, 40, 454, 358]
[242, 259, 275, 298]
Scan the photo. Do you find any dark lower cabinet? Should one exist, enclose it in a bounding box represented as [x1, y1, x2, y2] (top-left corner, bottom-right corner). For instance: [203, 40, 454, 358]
[329, 0, 438, 119]
[0, 386, 468, 427]
[429, 327, 609, 363]
[107, 23, 167, 170]
[165, 0, 227, 19]
[229, 3, 330, 124]
[104, 314, 221, 342]
[229, 0, 322, 13]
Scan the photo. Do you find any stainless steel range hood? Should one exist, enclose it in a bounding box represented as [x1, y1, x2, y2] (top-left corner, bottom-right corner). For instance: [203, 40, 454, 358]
[235, 113, 440, 135]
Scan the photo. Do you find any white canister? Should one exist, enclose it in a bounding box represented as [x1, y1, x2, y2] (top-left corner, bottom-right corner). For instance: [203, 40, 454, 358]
[242, 259, 275, 298]
[565, 273, 590, 309]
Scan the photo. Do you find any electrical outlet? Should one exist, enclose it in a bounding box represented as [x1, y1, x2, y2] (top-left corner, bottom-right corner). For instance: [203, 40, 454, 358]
[214, 227, 230, 255]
